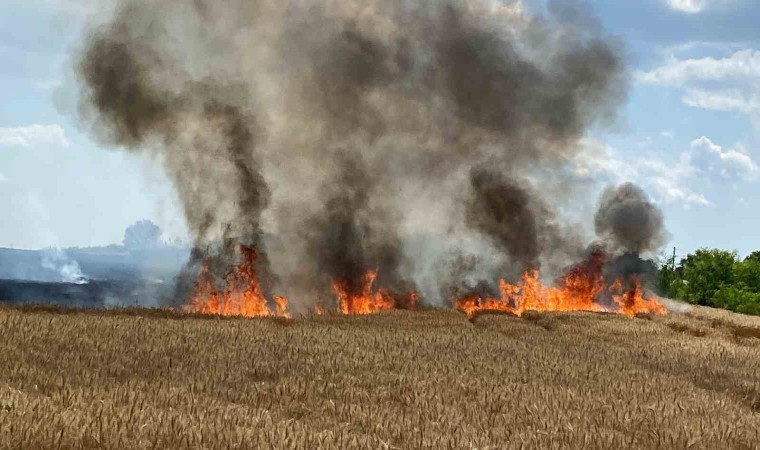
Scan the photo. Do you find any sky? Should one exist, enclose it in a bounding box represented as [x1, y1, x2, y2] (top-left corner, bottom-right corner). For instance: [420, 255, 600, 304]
[1, 0, 759, 260]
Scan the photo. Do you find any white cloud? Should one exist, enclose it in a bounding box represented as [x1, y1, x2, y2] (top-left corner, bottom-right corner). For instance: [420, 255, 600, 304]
[637, 49, 760, 86]
[640, 48, 760, 127]
[690, 136, 760, 180]
[0, 124, 70, 149]
[664, 0, 733, 14]
[573, 139, 711, 207]
[682, 88, 759, 113]
[574, 136, 760, 207]
[658, 41, 746, 57]
[638, 152, 712, 206]
[651, 177, 712, 205]
[666, 0, 709, 13]
[645, 162, 712, 206]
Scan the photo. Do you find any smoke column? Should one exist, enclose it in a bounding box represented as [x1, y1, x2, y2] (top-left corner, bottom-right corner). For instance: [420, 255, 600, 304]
[594, 182, 668, 291]
[594, 183, 668, 255]
[75, 0, 663, 309]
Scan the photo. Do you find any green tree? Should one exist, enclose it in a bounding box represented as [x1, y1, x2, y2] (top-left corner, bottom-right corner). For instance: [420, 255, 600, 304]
[656, 252, 677, 298]
[677, 249, 737, 306]
[660, 248, 760, 316]
[734, 255, 760, 293]
[711, 285, 760, 316]
[743, 251, 760, 264]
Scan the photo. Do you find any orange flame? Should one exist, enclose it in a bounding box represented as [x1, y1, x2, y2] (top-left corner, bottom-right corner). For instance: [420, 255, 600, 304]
[185, 246, 290, 318]
[611, 277, 667, 317]
[454, 255, 666, 318]
[331, 270, 419, 315]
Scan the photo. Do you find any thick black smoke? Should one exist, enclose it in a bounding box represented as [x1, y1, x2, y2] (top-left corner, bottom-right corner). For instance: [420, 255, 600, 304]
[75, 0, 654, 308]
[304, 151, 404, 297]
[433, 5, 623, 144]
[466, 168, 544, 273]
[79, 28, 269, 242]
[77, 2, 272, 303]
[594, 183, 667, 255]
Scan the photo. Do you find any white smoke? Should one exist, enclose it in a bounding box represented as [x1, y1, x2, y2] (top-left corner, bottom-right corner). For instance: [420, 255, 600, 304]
[659, 297, 692, 314]
[41, 249, 89, 284]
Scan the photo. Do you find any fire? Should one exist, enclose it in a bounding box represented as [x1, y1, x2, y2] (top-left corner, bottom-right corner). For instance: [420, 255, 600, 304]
[185, 245, 290, 318]
[454, 254, 667, 319]
[611, 277, 667, 317]
[331, 270, 419, 315]
[184, 246, 663, 320]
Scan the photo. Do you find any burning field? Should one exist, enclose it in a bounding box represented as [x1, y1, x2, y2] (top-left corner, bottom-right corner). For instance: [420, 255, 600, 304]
[9, 0, 760, 447]
[181, 243, 666, 320]
[71, 0, 673, 318]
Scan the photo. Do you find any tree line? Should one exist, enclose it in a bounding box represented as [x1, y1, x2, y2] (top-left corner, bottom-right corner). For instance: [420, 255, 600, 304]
[658, 249, 760, 316]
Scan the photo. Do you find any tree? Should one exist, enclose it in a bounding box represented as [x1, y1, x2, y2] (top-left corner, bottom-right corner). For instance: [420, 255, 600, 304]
[744, 251, 760, 264]
[659, 247, 760, 316]
[734, 257, 760, 293]
[123, 220, 162, 251]
[711, 286, 760, 316]
[676, 248, 737, 306]
[656, 252, 677, 298]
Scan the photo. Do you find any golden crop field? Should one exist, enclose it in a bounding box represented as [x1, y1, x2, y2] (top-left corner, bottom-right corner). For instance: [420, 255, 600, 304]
[0, 304, 759, 449]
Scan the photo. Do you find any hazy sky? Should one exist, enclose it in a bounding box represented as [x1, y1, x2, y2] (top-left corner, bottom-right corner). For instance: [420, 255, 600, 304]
[2, 0, 760, 259]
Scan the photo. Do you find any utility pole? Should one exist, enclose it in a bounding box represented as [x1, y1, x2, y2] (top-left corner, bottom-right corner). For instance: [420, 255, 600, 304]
[669, 246, 677, 298]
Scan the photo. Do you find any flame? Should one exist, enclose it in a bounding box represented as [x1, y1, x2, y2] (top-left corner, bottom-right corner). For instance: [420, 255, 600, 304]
[183, 246, 663, 320]
[185, 245, 290, 318]
[611, 277, 667, 317]
[331, 270, 419, 315]
[455, 254, 666, 318]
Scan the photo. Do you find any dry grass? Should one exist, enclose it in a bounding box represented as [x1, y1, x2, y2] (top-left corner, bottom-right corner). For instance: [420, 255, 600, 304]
[0, 303, 759, 449]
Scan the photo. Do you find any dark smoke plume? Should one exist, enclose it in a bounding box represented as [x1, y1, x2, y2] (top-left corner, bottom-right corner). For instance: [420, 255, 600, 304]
[466, 168, 544, 273]
[304, 151, 405, 297]
[77, 2, 272, 303]
[74, 0, 653, 307]
[594, 183, 667, 255]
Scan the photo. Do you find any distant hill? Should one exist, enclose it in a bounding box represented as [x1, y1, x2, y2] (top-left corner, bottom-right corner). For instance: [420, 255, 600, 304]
[0, 245, 190, 283]
[0, 245, 190, 307]
[0, 234, 295, 306]
[0, 248, 49, 281]
[0, 279, 166, 308]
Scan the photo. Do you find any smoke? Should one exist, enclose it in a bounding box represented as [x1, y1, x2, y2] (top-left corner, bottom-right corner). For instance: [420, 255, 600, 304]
[41, 249, 88, 284]
[660, 297, 692, 314]
[464, 167, 581, 279]
[594, 183, 668, 255]
[301, 150, 405, 298]
[74, 0, 658, 308]
[76, 2, 272, 303]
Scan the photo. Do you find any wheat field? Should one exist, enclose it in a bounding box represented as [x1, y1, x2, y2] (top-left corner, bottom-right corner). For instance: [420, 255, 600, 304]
[0, 304, 758, 449]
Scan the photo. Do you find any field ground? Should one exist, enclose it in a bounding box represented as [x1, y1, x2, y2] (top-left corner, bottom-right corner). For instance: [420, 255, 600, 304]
[0, 303, 759, 449]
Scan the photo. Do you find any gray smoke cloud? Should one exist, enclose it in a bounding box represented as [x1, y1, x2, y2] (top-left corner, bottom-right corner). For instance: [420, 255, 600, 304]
[76, 2, 272, 302]
[302, 150, 406, 298]
[466, 168, 546, 274]
[75, 0, 645, 308]
[594, 183, 668, 255]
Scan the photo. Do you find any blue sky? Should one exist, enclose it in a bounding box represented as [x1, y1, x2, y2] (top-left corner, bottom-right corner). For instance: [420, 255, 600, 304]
[1, 0, 759, 260]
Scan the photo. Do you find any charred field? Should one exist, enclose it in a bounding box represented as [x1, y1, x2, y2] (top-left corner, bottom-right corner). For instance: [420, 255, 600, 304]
[1, 304, 759, 449]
